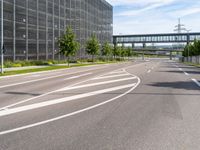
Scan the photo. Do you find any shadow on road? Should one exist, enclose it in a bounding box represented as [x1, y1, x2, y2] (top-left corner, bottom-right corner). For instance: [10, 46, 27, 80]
[148, 81, 200, 91]
[5, 92, 41, 96]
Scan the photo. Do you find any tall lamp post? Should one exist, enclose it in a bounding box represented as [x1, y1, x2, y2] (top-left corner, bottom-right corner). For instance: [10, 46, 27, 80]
[1, 0, 4, 74]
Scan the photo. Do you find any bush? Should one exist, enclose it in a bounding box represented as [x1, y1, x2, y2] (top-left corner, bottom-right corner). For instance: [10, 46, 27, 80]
[12, 63, 22, 67]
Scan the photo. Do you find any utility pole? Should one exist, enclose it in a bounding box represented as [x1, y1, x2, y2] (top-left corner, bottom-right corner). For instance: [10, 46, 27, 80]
[1, 0, 4, 74]
[174, 18, 186, 33]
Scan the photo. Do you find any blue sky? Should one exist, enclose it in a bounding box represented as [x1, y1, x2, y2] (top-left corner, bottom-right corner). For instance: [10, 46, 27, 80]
[106, 0, 200, 35]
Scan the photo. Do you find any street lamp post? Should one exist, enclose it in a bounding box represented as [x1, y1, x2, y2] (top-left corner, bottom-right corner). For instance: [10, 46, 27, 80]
[1, 0, 4, 74]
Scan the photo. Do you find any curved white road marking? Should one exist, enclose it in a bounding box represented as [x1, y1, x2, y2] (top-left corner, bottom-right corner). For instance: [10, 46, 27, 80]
[0, 69, 141, 135]
[0, 83, 136, 117]
[0, 65, 136, 111]
[58, 77, 136, 92]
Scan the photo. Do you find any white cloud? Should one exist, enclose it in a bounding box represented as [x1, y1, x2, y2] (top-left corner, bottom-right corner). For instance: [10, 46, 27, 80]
[169, 7, 200, 17]
[106, 0, 174, 6]
[106, 0, 200, 34]
[115, 0, 175, 16]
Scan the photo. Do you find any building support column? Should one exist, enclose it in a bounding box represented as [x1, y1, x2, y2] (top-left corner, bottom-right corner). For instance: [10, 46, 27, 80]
[132, 43, 135, 49]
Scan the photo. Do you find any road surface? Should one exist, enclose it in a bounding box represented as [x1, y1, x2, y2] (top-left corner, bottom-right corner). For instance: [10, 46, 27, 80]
[0, 59, 200, 150]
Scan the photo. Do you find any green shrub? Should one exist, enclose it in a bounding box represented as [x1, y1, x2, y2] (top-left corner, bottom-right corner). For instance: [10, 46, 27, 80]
[12, 63, 22, 67]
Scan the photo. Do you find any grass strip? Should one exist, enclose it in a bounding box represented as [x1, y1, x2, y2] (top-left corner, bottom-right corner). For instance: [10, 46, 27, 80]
[0, 61, 120, 77]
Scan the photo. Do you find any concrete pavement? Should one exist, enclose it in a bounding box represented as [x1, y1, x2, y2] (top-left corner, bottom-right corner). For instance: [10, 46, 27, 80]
[0, 59, 200, 150]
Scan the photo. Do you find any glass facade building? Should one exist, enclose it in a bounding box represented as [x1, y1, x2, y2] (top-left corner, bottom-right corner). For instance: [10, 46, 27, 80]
[0, 0, 113, 61]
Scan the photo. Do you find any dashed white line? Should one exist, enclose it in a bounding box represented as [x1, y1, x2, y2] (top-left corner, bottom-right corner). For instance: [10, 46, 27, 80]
[147, 70, 151, 73]
[179, 68, 183, 71]
[184, 72, 189, 76]
[192, 79, 200, 87]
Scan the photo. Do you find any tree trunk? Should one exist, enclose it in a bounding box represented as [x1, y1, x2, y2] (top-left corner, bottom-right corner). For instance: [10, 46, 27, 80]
[67, 56, 70, 67]
[92, 55, 94, 63]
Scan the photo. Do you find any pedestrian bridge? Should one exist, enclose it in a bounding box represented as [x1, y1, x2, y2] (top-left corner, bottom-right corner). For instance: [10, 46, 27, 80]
[113, 32, 200, 45]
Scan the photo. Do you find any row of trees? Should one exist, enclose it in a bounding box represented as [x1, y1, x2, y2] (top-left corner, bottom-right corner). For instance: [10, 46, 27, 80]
[183, 39, 200, 57]
[58, 27, 135, 66]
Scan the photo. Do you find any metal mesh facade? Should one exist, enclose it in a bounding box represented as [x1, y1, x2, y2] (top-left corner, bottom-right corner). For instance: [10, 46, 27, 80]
[0, 0, 113, 61]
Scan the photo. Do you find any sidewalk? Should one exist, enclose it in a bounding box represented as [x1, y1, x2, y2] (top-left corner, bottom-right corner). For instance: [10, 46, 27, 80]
[3, 66, 47, 72]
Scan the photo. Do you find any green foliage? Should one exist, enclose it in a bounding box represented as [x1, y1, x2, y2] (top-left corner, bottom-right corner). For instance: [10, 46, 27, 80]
[86, 34, 100, 61]
[113, 46, 121, 57]
[58, 27, 80, 66]
[102, 42, 112, 57]
[183, 39, 200, 57]
[126, 47, 134, 57]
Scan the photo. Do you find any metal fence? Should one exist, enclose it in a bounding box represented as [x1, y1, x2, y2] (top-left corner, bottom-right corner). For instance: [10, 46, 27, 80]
[183, 56, 200, 64]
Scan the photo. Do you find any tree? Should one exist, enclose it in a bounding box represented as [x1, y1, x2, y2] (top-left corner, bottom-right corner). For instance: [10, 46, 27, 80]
[183, 39, 200, 57]
[58, 27, 79, 67]
[193, 39, 200, 56]
[102, 42, 112, 61]
[113, 45, 121, 59]
[86, 34, 100, 62]
[120, 47, 127, 59]
[126, 47, 134, 60]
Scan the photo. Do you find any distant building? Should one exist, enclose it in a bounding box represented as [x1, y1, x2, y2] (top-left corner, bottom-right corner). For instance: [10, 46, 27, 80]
[0, 0, 113, 61]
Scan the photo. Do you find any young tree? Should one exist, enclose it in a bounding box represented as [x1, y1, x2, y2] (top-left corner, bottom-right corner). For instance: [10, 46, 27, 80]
[126, 47, 133, 60]
[86, 34, 100, 62]
[113, 45, 121, 59]
[102, 42, 112, 61]
[193, 39, 200, 56]
[58, 27, 79, 67]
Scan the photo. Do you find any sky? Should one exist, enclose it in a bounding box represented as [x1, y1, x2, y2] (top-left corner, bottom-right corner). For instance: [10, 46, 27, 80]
[106, 0, 200, 35]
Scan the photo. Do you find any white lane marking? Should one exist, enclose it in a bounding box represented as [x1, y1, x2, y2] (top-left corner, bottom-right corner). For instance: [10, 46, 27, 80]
[92, 73, 130, 80]
[147, 70, 151, 73]
[184, 72, 189, 76]
[0, 63, 135, 111]
[107, 70, 125, 74]
[0, 73, 140, 135]
[192, 79, 200, 87]
[0, 83, 137, 117]
[64, 73, 92, 81]
[0, 67, 105, 89]
[58, 77, 137, 92]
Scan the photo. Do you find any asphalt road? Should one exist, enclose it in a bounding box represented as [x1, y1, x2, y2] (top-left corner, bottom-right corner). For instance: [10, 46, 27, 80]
[0, 59, 200, 150]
